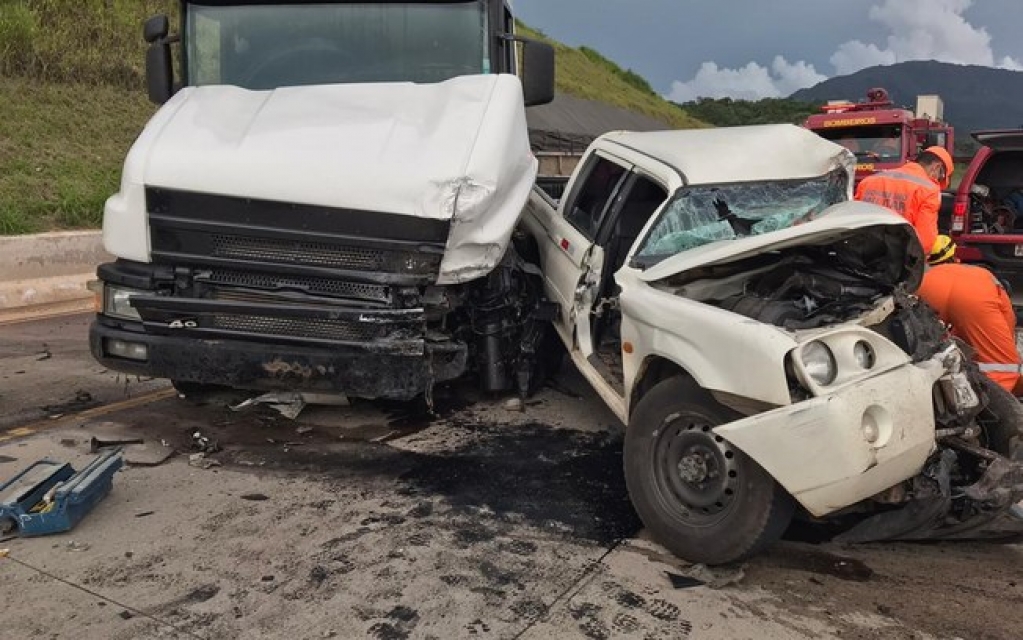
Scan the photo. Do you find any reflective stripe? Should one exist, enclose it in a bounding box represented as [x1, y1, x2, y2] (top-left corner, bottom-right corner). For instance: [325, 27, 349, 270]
[873, 170, 936, 190]
[978, 363, 1022, 374]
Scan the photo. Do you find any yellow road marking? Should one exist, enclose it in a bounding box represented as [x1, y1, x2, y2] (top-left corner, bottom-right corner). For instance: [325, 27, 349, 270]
[0, 387, 178, 444]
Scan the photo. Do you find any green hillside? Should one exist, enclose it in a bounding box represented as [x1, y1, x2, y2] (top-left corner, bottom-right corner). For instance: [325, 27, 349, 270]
[0, 2, 703, 234]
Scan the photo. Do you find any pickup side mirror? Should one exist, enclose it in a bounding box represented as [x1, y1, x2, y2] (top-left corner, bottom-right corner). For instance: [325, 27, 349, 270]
[517, 38, 555, 107]
[144, 15, 173, 105]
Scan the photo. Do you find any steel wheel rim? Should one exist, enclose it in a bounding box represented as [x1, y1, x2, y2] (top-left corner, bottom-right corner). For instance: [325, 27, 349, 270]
[651, 411, 740, 527]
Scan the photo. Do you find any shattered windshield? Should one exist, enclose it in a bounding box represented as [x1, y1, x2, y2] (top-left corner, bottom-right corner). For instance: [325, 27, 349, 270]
[633, 171, 848, 267]
[185, 2, 489, 89]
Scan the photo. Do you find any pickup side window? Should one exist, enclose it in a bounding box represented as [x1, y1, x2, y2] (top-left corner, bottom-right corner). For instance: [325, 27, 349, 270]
[564, 156, 629, 240]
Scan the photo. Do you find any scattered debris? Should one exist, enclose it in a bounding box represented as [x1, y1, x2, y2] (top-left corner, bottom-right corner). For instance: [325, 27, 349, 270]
[66, 540, 91, 552]
[118, 610, 134, 620]
[296, 426, 314, 435]
[41, 390, 98, 417]
[241, 493, 269, 502]
[503, 397, 524, 412]
[261, 575, 275, 582]
[90, 436, 144, 453]
[191, 431, 220, 454]
[665, 564, 745, 589]
[0, 450, 124, 536]
[58, 439, 78, 448]
[231, 391, 349, 419]
[36, 346, 52, 361]
[188, 453, 221, 469]
[666, 572, 705, 589]
[134, 511, 155, 518]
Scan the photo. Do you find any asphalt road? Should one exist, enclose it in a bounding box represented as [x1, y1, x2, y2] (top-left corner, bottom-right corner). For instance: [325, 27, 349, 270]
[0, 313, 1021, 639]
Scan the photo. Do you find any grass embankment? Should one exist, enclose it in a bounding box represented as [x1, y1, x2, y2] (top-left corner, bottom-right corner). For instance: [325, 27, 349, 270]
[0, 77, 153, 234]
[0, 2, 703, 234]
[517, 24, 705, 130]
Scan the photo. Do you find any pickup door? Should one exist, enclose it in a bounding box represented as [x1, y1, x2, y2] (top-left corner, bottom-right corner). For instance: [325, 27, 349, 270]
[531, 151, 633, 358]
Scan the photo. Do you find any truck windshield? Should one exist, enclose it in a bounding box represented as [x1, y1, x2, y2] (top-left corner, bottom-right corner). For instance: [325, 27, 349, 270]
[818, 125, 903, 162]
[185, 2, 489, 90]
[633, 171, 848, 267]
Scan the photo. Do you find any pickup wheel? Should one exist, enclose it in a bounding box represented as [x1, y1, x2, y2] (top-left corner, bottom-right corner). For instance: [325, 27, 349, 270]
[624, 376, 794, 565]
[979, 376, 1023, 461]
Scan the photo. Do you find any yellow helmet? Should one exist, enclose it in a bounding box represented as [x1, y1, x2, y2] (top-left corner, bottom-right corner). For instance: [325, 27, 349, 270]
[928, 234, 956, 265]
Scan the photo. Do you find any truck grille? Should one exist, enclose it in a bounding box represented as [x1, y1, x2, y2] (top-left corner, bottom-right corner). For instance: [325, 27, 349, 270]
[147, 187, 450, 283]
[210, 234, 393, 271]
[203, 269, 391, 304]
[212, 314, 382, 343]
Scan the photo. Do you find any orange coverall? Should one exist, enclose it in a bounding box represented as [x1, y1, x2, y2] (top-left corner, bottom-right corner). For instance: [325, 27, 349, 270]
[916, 263, 1022, 395]
[855, 162, 940, 254]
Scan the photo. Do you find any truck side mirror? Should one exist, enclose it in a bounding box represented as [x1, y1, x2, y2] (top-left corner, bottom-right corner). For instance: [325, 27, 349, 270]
[144, 15, 173, 105]
[143, 15, 168, 44]
[519, 39, 555, 107]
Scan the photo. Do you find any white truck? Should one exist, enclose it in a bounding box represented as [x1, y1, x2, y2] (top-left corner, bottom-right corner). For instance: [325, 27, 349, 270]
[90, 0, 557, 401]
[520, 124, 1023, 564]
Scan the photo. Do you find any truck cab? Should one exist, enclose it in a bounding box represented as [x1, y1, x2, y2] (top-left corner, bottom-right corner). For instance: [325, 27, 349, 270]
[804, 88, 954, 185]
[90, 0, 555, 401]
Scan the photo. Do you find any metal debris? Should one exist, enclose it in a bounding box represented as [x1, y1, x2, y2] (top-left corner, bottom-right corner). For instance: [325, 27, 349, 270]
[188, 453, 221, 469]
[191, 431, 220, 454]
[230, 391, 349, 419]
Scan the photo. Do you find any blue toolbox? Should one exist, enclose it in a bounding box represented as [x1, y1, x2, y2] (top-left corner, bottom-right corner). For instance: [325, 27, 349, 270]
[0, 449, 124, 536]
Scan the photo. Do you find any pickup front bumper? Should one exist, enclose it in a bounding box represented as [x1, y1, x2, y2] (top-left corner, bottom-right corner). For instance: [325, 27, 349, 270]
[715, 359, 946, 517]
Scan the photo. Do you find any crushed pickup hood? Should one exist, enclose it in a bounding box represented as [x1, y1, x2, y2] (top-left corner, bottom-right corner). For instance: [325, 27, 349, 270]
[107, 75, 537, 284]
[638, 201, 923, 288]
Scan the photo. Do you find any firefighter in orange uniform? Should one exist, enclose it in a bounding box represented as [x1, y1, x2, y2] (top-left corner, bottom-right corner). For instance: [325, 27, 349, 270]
[916, 235, 1022, 395]
[855, 145, 954, 256]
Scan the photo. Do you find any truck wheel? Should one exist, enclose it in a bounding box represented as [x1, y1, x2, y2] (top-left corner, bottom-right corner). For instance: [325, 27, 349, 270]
[979, 377, 1023, 461]
[624, 376, 794, 565]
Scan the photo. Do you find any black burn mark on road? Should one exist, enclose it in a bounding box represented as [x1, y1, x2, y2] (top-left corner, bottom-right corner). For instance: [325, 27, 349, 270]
[234, 421, 641, 545]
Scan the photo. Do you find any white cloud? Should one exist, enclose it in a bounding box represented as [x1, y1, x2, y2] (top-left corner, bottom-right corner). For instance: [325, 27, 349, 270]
[834, 0, 1023, 74]
[668, 56, 825, 102]
[667, 0, 1021, 101]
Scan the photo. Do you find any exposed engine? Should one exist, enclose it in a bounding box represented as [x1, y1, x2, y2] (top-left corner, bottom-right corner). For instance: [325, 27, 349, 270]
[662, 224, 925, 331]
[450, 244, 558, 399]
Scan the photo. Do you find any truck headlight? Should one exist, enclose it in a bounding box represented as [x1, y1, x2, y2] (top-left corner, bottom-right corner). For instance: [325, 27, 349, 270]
[801, 341, 837, 385]
[103, 285, 146, 321]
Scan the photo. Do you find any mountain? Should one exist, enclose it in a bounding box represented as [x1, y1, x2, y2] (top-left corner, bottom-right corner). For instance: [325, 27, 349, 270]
[791, 61, 1023, 142]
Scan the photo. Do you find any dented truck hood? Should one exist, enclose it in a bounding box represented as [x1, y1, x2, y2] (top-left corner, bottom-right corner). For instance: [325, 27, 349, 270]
[108, 75, 537, 284]
[638, 201, 924, 289]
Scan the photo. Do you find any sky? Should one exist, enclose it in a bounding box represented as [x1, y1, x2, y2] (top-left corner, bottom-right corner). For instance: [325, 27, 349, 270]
[511, 0, 1023, 101]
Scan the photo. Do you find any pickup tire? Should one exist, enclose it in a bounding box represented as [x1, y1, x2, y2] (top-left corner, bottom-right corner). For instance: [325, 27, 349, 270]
[979, 376, 1023, 461]
[624, 376, 794, 565]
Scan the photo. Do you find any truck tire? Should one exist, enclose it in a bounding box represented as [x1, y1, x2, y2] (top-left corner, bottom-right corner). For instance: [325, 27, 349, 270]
[624, 376, 794, 565]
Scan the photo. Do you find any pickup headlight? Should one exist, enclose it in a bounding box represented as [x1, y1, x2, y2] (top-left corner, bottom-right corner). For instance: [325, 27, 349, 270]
[103, 285, 146, 321]
[801, 341, 837, 385]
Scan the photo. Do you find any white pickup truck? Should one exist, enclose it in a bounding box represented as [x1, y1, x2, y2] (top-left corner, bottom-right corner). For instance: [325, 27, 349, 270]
[520, 124, 1023, 564]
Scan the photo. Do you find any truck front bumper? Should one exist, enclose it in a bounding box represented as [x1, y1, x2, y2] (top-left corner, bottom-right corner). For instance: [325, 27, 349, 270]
[90, 319, 467, 401]
[714, 360, 945, 517]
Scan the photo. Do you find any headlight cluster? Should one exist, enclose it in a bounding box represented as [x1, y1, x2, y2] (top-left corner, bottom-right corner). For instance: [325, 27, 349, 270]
[103, 285, 147, 321]
[798, 338, 879, 389]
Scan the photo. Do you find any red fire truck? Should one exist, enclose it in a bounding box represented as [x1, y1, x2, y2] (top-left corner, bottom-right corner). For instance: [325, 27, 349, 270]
[804, 88, 954, 184]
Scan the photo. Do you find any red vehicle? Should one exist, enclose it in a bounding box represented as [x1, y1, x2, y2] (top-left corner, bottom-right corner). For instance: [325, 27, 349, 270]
[950, 130, 1023, 306]
[804, 88, 954, 184]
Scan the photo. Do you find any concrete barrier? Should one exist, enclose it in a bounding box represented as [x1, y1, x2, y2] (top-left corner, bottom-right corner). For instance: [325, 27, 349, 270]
[0, 231, 110, 322]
